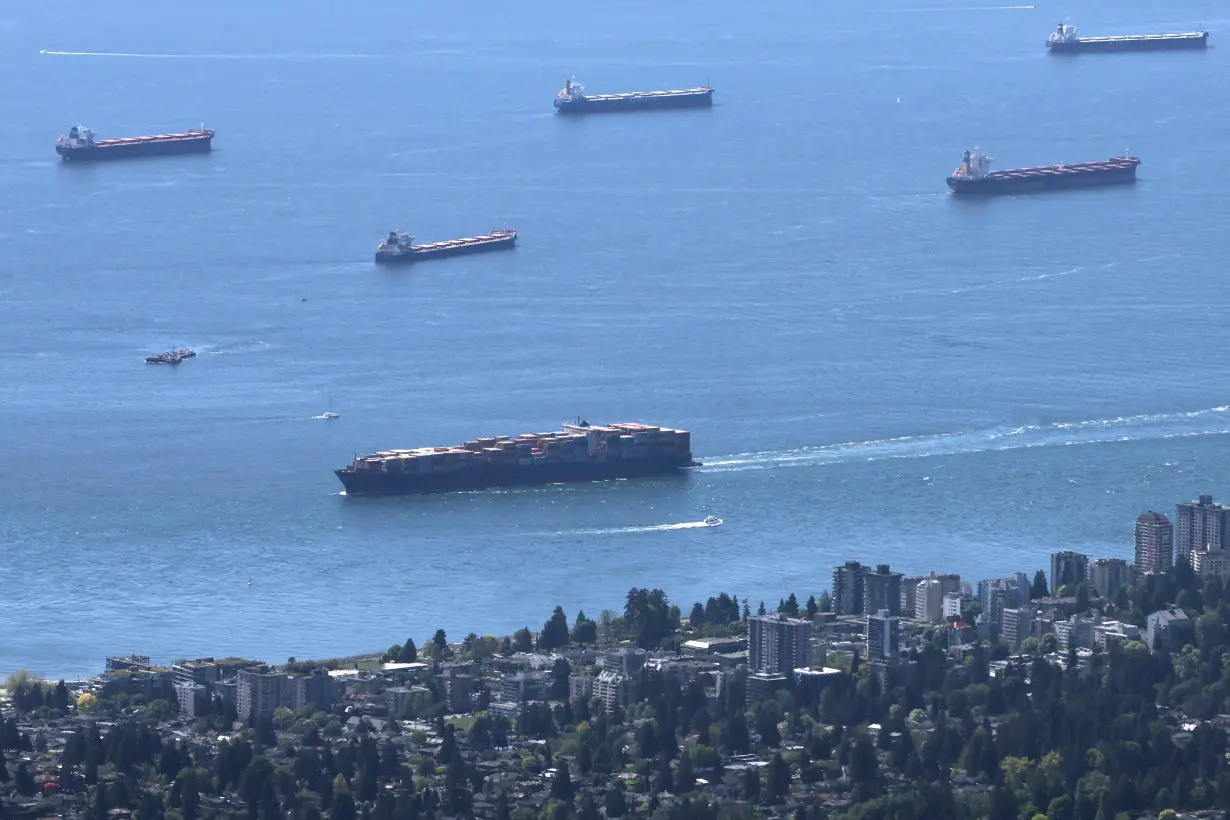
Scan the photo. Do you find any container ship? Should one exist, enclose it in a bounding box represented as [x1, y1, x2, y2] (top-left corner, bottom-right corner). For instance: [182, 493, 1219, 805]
[335, 421, 696, 495]
[946, 150, 1140, 195]
[1047, 23, 1208, 53]
[375, 229, 517, 264]
[553, 78, 714, 113]
[55, 125, 214, 162]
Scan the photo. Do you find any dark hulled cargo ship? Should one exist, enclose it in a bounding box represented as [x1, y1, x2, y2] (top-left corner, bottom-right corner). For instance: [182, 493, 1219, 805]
[336, 421, 696, 495]
[553, 78, 714, 113]
[946, 150, 1140, 195]
[1047, 23, 1208, 53]
[375, 229, 517, 264]
[56, 125, 214, 161]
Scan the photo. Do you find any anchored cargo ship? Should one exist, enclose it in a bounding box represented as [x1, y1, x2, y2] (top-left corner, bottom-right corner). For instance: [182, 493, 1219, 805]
[946, 150, 1140, 195]
[56, 125, 214, 161]
[375, 229, 517, 264]
[1047, 23, 1208, 53]
[553, 78, 714, 113]
[336, 421, 697, 496]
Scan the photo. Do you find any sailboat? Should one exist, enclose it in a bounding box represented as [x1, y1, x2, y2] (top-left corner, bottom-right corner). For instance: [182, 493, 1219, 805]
[321, 393, 339, 420]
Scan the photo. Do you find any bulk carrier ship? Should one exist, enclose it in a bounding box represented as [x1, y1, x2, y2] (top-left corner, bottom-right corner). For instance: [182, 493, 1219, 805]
[55, 125, 214, 161]
[1046, 23, 1208, 53]
[335, 421, 696, 495]
[375, 230, 517, 264]
[946, 150, 1140, 195]
[553, 78, 714, 113]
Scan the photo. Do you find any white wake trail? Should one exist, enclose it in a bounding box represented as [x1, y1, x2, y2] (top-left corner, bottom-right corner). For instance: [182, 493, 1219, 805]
[557, 521, 716, 536]
[702, 405, 1230, 472]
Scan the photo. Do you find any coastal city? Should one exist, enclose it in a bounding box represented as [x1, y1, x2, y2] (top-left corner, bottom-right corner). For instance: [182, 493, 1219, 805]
[5, 492, 1230, 820]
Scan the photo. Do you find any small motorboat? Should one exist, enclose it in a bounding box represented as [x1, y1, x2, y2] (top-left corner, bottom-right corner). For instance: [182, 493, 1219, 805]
[704, 516, 723, 527]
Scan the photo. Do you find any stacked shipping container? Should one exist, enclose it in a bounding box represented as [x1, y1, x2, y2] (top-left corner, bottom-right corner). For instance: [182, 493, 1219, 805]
[345, 422, 692, 476]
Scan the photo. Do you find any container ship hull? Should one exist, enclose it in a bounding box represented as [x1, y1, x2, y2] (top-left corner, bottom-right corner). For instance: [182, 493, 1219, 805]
[337, 456, 692, 496]
[375, 230, 516, 264]
[56, 132, 214, 162]
[554, 89, 713, 114]
[336, 421, 695, 496]
[947, 160, 1139, 195]
[1048, 32, 1208, 53]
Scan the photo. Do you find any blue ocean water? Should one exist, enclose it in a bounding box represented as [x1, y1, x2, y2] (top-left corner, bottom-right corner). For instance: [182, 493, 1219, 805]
[3, 0, 1230, 679]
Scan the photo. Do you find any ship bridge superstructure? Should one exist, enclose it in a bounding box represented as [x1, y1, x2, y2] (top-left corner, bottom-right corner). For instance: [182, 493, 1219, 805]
[951, 149, 993, 181]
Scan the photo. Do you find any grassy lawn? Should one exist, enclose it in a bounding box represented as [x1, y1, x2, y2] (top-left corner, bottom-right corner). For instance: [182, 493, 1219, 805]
[447, 715, 477, 731]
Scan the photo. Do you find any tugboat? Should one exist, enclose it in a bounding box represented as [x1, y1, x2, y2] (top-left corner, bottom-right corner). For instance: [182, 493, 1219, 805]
[145, 347, 194, 365]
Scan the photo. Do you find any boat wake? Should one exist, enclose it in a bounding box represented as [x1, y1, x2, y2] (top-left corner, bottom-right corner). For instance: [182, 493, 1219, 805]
[560, 520, 719, 536]
[701, 405, 1230, 473]
[894, 4, 1034, 11]
[206, 340, 270, 355]
[40, 50, 380, 60]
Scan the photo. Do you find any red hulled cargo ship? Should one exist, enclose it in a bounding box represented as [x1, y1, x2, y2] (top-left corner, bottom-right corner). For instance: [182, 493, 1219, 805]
[374, 229, 517, 264]
[336, 420, 697, 495]
[56, 125, 214, 162]
[946, 150, 1140, 195]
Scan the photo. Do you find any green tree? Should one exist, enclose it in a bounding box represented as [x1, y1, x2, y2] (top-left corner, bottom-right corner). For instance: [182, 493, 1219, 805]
[136, 790, 164, 820]
[636, 721, 658, 760]
[549, 761, 573, 802]
[624, 588, 674, 649]
[539, 607, 571, 650]
[397, 639, 417, 663]
[578, 796, 600, 820]
[676, 753, 695, 793]
[806, 595, 819, 618]
[1047, 795, 1074, 820]
[431, 630, 449, 657]
[818, 592, 832, 613]
[603, 789, 627, 818]
[549, 658, 571, 700]
[572, 612, 597, 645]
[689, 602, 706, 626]
[742, 767, 760, 802]
[331, 777, 357, 820]
[513, 628, 534, 653]
[765, 751, 790, 805]
[654, 753, 673, 794]
[989, 781, 1018, 820]
[1031, 570, 1049, 599]
[443, 750, 469, 816]
[240, 756, 275, 817]
[181, 767, 200, 820]
[1076, 583, 1091, 613]
[14, 762, 36, 796]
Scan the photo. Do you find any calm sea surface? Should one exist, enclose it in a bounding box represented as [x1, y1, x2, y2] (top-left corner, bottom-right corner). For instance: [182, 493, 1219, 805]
[3, 0, 1229, 679]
